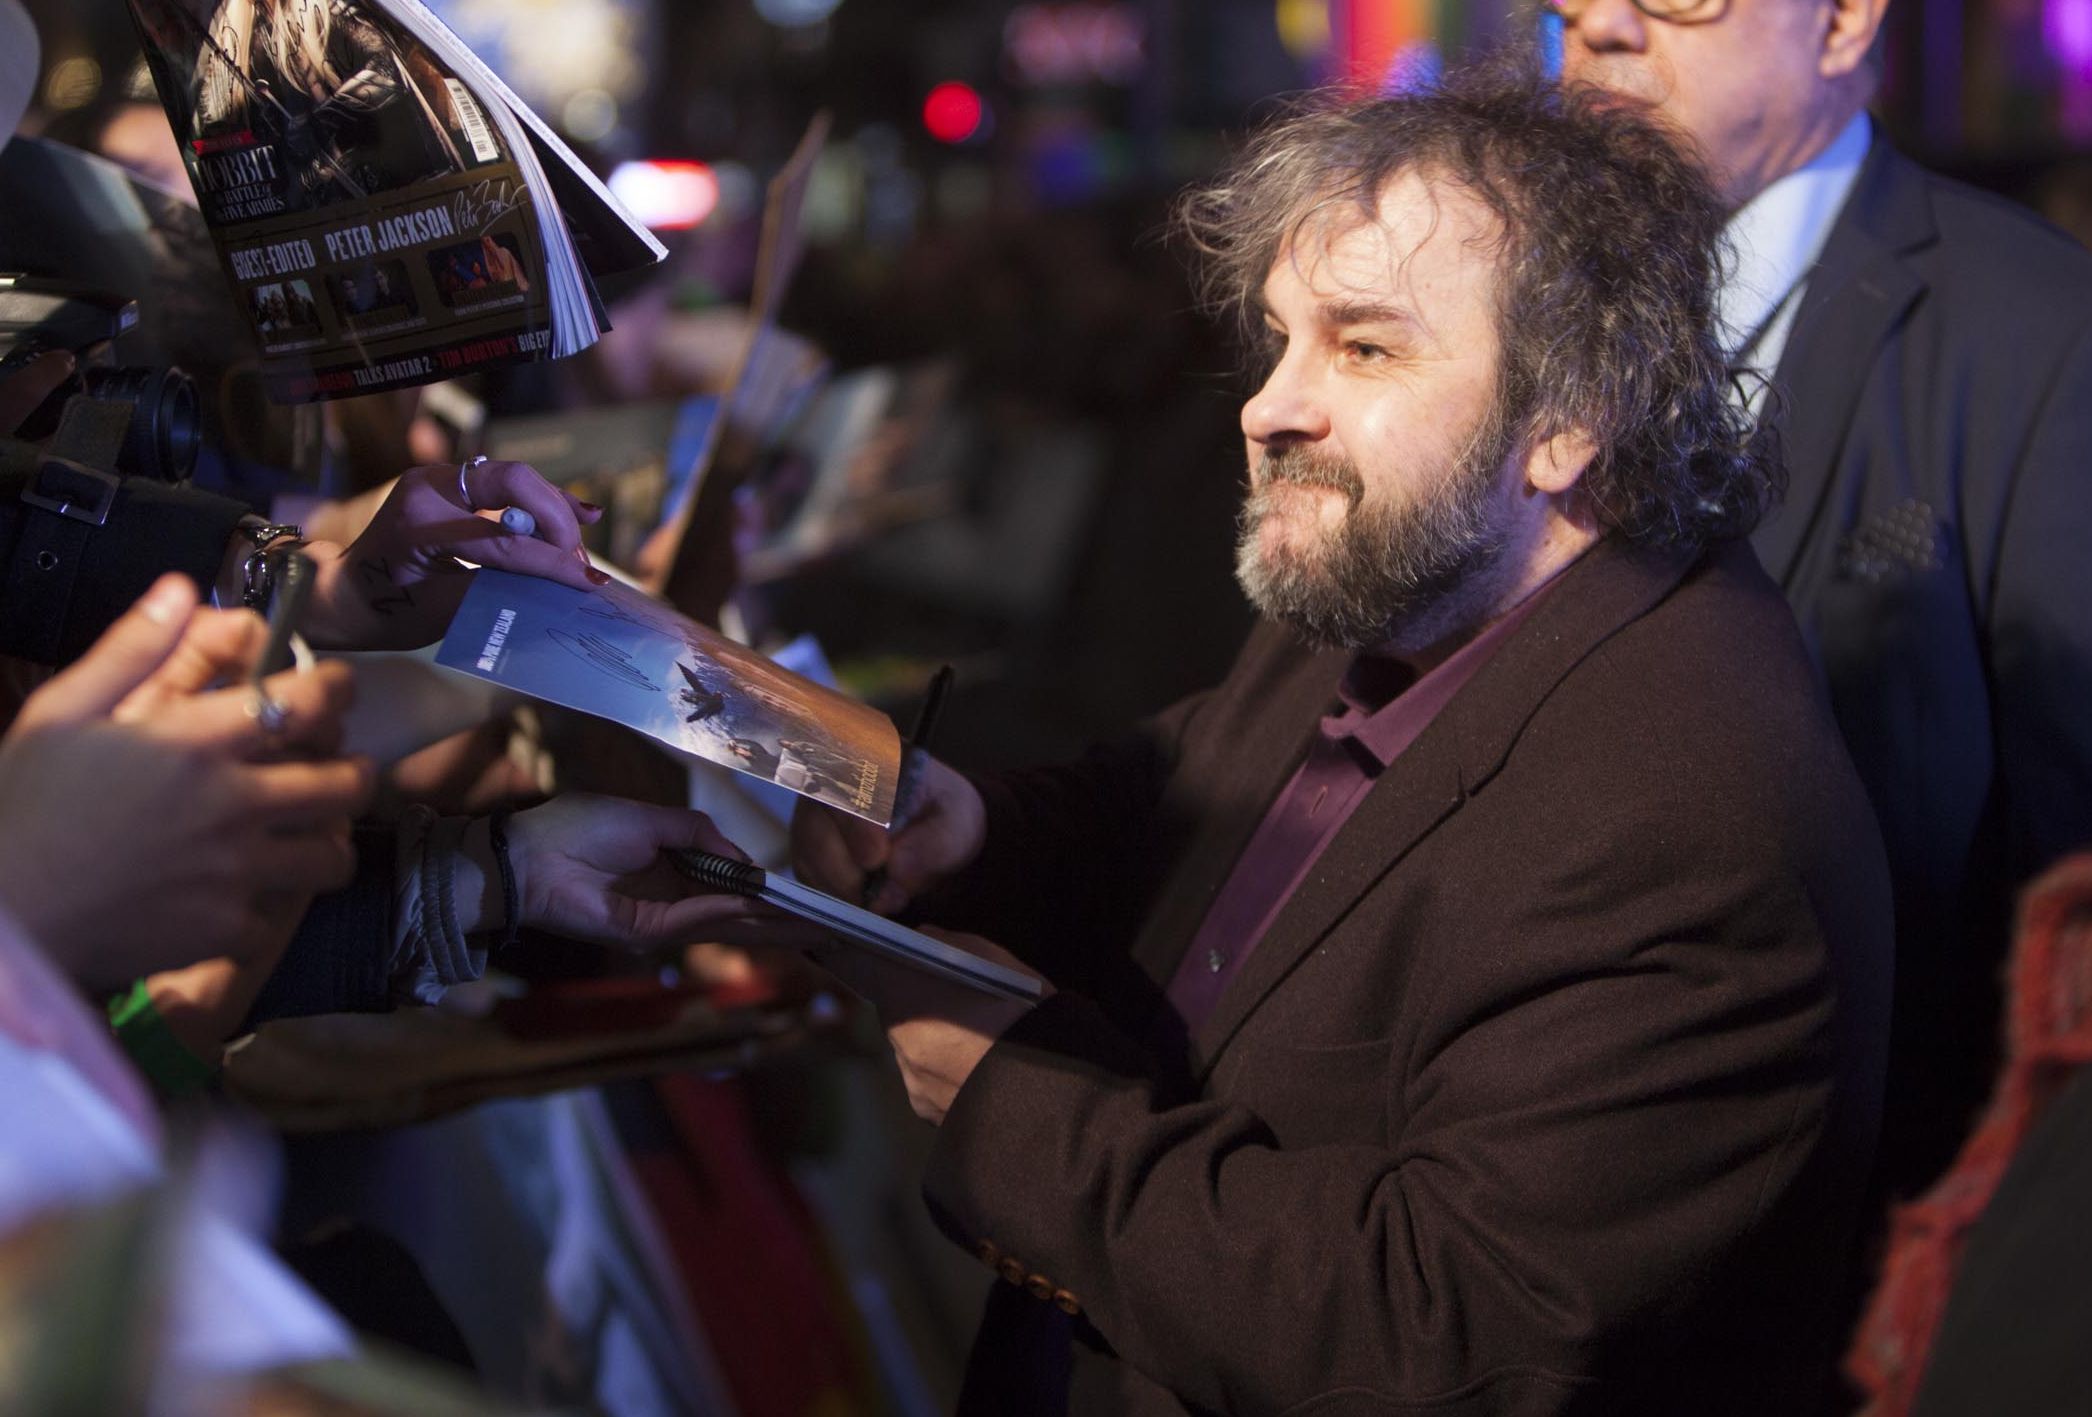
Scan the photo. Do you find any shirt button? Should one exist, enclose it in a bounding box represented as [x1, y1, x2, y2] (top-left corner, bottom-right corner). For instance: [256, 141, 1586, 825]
[1207, 949, 1227, 974]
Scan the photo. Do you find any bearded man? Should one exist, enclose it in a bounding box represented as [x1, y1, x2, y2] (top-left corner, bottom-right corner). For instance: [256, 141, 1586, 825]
[784, 64, 1892, 1416]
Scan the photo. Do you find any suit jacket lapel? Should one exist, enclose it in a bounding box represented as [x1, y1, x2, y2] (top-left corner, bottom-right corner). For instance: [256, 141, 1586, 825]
[1127, 643, 1342, 990]
[1754, 139, 1934, 585]
[1185, 539, 1701, 1080]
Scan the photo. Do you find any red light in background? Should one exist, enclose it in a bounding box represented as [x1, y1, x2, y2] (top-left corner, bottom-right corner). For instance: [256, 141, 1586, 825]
[1328, 0, 1427, 92]
[922, 81, 986, 144]
[607, 159, 720, 231]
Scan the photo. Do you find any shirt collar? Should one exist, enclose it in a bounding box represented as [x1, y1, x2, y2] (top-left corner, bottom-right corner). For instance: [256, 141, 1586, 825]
[1329, 571, 1563, 769]
[1717, 111, 1873, 357]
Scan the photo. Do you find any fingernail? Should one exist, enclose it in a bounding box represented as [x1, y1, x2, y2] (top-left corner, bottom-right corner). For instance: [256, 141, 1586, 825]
[139, 575, 191, 625]
[578, 500, 603, 515]
[585, 567, 611, 585]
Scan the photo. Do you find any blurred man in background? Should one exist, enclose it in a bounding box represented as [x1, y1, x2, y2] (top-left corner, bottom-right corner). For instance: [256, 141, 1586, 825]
[1556, 0, 2092, 1200]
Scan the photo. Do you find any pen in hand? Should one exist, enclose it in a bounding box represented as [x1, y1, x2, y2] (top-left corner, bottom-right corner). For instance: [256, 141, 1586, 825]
[249, 549, 315, 685]
[243, 548, 314, 745]
[862, 663, 954, 909]
[500, 505, 604, 582]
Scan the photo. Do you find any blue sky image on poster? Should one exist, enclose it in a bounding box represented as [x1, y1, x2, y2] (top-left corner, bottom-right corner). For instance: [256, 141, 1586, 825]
[437, 570, 900, 824]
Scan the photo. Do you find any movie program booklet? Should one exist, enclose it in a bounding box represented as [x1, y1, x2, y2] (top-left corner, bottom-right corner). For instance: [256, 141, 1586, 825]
[124, 0, 664, 402]
[436, 572, 1043, 1001]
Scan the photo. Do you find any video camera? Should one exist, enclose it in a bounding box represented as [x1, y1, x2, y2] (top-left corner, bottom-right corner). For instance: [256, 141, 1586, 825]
[0, 273, 200, 483]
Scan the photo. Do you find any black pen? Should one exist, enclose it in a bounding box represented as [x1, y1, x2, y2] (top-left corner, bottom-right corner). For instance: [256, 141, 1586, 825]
[862, 663, 954, 908]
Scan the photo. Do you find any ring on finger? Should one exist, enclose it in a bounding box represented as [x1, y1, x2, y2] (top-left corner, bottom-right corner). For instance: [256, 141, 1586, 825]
[458, 453, 489, 512]
[244, 686, 291, 738]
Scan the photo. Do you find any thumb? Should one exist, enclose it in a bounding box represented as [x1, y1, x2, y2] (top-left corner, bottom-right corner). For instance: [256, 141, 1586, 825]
[20, 574, 198, 728]
[883, 812, 961, 893]
[116, 608, 268, 721]
[835, 809, 896, 872]
[789, 799, 885, 897]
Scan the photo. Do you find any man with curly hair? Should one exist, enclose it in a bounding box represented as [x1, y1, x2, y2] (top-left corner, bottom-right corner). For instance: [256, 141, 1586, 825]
[787, 61, 1893, 1416]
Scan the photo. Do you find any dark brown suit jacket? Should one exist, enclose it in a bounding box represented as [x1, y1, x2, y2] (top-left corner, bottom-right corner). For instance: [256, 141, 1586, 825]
[917, 535, 1893, 1416]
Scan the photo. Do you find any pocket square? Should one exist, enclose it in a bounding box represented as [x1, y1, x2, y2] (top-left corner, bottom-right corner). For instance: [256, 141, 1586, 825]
[1837, 499, 1946, 583]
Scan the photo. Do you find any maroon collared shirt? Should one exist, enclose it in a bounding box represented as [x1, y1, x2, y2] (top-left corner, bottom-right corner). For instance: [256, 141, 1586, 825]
[1164, 588, 1555, 1032]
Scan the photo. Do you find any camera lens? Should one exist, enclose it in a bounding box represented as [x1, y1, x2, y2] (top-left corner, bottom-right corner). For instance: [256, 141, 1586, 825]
[78, 365, 201, 482]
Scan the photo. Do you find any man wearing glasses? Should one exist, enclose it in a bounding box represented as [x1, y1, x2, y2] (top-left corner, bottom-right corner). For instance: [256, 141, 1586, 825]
[1557, 0, 2092, 1207]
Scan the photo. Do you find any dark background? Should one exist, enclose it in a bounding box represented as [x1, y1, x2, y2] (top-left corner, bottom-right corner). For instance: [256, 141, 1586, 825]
[15, 0, 2092, 767]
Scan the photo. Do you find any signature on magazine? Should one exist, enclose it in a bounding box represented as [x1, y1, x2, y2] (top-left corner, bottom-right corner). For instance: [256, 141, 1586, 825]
[450, 177, 526, 236]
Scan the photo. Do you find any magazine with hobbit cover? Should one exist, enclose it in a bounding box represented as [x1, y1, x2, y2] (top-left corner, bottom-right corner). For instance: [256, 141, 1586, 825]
[437, 569, 903, 827]
[121, 0, 664, 402]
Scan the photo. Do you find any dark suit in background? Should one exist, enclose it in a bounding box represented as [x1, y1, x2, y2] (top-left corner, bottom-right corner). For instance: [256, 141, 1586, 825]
[915, 536, 1893, 1416]
[1760, 139, 2092, 1196]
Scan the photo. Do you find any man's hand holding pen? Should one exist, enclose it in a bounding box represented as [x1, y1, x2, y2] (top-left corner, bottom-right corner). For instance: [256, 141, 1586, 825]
[859, 663, 954, 908]
[786, 757, 1044, 1124]
[793, 752, 987, 917]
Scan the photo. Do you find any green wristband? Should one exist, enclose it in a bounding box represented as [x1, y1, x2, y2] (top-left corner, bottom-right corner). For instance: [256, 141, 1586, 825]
[107, 980, 218, 1101]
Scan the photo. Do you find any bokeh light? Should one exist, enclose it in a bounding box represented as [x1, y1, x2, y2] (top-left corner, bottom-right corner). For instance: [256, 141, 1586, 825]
[607, 159, 721, 230]
[42, 57, 103, 112]
[563, 88, 621, 143]
[1275, 0, 1331, 61]
[753, 0, 844, 25]
[922, 82, 987, 146]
